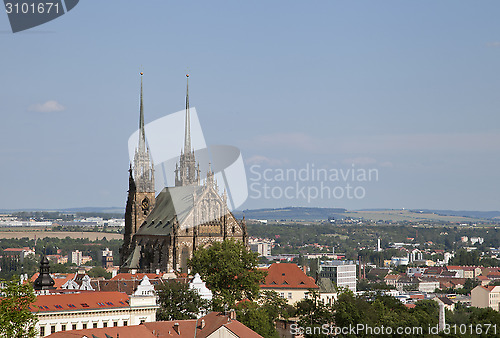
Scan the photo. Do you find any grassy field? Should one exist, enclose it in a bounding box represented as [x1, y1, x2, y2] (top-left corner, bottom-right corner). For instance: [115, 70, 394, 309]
[0, 230, 122, 240]
[344, 209, 483, 223]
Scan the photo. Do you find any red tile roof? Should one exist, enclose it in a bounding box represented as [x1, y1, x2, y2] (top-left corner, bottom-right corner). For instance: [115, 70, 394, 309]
[30, 291, 129, 312]
[144, 312, 263, 338]
[4, 247, 32, 252]
[260, 263, 318, 289]
[46, 312, 263, 338]
[110, 273, 163, 281]
[47, 325, 154, 338]
[30, 273, 76, 289]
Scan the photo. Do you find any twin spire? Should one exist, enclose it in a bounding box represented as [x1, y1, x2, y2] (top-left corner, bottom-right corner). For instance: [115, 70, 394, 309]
[134, 72, 203, 188]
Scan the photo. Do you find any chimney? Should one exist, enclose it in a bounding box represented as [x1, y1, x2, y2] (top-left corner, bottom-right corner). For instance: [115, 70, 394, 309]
[131, 269, 137, 275]
[174, 323, 180, 335]
[228, 309, 236, 320]
[302, 266, 307, 274]
[156, 268, 160, 275]
[200, 319, 205, 329]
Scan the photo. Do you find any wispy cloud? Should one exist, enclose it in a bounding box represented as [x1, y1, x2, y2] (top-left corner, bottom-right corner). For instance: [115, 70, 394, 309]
[250, 132, 321, 153]
[247, 131, 500, 156]
[28, 100, 65, 113]
[245, 155, 288, 166]
[341, 157, 377, 165]
[486, 41, 500, 47]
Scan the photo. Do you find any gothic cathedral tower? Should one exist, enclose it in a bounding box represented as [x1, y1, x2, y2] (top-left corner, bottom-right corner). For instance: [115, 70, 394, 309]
[174, 74, 200, 187]
[120, 73, 155, 266]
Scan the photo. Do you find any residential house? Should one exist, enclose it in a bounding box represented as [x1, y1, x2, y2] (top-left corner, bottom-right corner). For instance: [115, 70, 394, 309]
[471, 285, 500, 311]
[260, 263, 318, 305]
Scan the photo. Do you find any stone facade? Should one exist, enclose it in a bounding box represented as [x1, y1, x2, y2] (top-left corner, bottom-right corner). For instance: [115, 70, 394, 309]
[121, 75, 247, 273]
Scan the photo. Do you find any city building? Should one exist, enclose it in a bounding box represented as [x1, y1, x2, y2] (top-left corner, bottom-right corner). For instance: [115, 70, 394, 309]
[390, 256, 409, 266]
[319, 260, 357, 292]
[189, 273, 213, 301]
[3, 247, 35, 262]
[102, 248, 114, 268]
[249, 239, 272, 257]
[471, 285, 500, 311]
[33, 290, 157, 337]
[317, 277, 337, 306]
[46, 311, 263, 338]
[71, 251, 82, 266]
[260, 263, 318, 305]
[120, 74, 247, 273]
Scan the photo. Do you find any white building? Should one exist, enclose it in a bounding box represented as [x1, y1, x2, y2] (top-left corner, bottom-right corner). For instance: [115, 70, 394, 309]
[34, 276, 157, 337]
[71, 250, 83, 266]
[391, 257, 409, 266]
[470, 237, 484, 245]
[249, 240, 272, 257]
[189, 273, 213, 301]
[319, 260, 357, 292]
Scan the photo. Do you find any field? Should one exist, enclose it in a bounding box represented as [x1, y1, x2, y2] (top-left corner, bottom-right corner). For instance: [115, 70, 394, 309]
[344, 209, 483, 223]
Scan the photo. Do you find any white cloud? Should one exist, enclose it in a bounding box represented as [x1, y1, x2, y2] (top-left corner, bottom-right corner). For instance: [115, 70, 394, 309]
[28, 100, 65, 113]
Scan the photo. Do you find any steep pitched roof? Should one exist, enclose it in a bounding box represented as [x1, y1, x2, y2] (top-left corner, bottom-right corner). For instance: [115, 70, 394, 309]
[260, 263, 318, 289]
[30, 291, 129, 312]
[134, 186, 204, 237]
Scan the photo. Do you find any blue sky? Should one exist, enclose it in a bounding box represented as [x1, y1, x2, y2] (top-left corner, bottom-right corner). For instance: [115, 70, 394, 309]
[1, 1, 500, 211]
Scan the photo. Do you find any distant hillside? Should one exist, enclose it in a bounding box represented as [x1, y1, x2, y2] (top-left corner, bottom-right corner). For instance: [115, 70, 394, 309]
[410, 209, 500, 220]
[234, 207, 346, 221]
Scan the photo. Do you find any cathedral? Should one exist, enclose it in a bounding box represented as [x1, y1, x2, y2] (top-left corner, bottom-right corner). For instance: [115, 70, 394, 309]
[120, 74, 247, 273]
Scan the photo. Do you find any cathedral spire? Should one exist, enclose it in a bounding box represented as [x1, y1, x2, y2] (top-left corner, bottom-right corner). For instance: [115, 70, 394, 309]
[138, 72, 146, 153]
[175, 74, 199, 187]
[133, 72, 155, 193]
[184, 74, 191, 154]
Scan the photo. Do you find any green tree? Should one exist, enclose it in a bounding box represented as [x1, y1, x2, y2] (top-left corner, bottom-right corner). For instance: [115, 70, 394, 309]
[235, 301, 279, 338]
[295, 290, 335, 338]
[235, 291, 290, 338]
[0, 278, 38, 338]
[87, 266, 112, 279]
[188, 239, 266, 309]
[156, 281, 210, 320]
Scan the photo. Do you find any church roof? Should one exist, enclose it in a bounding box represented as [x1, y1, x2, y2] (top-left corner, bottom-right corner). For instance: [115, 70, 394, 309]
[134, 186, 204, 237]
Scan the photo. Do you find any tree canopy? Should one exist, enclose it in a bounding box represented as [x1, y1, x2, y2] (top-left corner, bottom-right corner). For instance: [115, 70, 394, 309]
[188, 239, 266, 309]
[156, 281, 210, 320]
[0, 278, 38, 338]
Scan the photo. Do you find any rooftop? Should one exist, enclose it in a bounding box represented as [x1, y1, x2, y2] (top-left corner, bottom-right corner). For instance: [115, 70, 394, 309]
[30, 291, 129, 312]
[261, 263, 318, 289]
